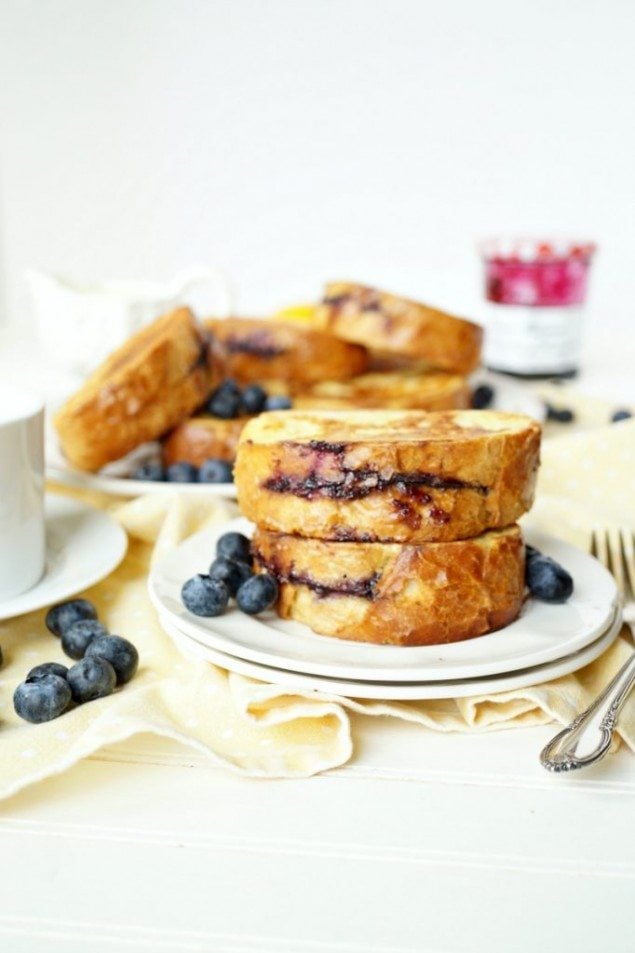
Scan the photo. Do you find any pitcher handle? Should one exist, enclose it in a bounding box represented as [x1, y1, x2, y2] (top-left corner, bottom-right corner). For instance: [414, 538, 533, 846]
[170, 265, 233, 318]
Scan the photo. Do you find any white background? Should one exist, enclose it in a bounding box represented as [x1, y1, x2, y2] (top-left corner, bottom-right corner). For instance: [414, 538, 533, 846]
[1, 0, 634, 341]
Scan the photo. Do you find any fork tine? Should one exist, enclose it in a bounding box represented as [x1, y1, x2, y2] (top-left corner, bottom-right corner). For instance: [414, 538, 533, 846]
[607, 526, 626, 597]
[620, 528, 635, 600]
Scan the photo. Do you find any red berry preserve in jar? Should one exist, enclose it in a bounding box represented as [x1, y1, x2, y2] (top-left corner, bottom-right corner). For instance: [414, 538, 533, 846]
[479, 239, 596, 378]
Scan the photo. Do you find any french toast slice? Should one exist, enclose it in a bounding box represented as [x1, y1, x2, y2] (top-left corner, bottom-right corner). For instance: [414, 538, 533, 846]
[54, 308, 213, 472]
[205, 317, 368, 390]
[253, 525, 525, 645]
[294, 370, 471, 411]
[316, 282, 483, 374]
[235, 409, 541, 543]
[162, 415, 249, 466]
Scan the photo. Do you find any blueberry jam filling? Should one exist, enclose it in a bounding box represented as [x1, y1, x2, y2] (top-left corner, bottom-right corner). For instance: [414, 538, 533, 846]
[225, 332, 286, 359]
[258, 558, 381, 601]
[263, 467, 488, 501]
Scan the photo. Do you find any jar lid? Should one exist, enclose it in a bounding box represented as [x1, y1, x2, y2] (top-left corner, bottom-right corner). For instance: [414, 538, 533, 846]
[478, 238, 596, 262]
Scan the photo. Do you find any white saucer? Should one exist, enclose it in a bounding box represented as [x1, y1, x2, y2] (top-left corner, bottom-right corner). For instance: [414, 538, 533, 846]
[158, 607, 622, 700]
[149, 518, 618, 683]
[0, 494, 128, 621]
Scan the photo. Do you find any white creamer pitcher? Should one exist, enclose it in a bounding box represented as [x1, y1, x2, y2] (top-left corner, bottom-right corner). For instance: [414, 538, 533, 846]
[26, 265, 232, 377]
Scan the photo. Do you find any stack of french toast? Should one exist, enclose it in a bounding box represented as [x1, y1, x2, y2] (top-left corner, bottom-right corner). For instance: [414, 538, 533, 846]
[235, 409, 541, 645]
[54, 281, 484, 474]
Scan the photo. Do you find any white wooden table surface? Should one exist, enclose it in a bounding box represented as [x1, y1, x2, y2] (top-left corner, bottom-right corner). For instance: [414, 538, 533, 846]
[0, 322, 633, 953]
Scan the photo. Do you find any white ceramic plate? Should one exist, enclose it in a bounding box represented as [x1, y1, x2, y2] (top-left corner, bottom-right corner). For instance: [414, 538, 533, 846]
[46, 434, 238, 500]
[149, 518, 618, 683]
[0, 494, 128, 621]
[158, 607, 622, 700]
[471, 369, 546, 422]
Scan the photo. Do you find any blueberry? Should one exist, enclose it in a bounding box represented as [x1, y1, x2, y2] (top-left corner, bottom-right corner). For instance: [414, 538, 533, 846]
[207, 380, 243, 419]
[546, 404, 575, 423]
[14, 675, 72, 723]
[67, 656, 117, 703]
[85, 635, 139, 685]
[62, 619, 109, 660]
[181, 574, 230, 617]
[240, 384, 267, 415]
[264, 395, 292, 411]
[472, 384, 495, 409]
[526, 554, 574, 603]
[208, 557, 253, 596]
[199, 458, 234, 484]
[166, 461, 199, 483]
[26, 661, 69, 683]
[45, 599, 98, 637]
[216, 531, 252, 563]
[132, 461, 165, 481]
[525, 544, 539, 562]
[611, 409, 632, 423]
[236, 573, 278, 615]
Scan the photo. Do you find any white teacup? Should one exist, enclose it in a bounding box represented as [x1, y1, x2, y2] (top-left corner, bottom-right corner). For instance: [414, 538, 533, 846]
[0, 386, 46, 600]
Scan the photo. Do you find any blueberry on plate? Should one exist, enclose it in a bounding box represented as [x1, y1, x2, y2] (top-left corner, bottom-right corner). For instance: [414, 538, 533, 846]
[264, 395, 292, 411]
[611, 409, 633, 423]
[236, 573, 278, 615]
[199, 458, 234, 484]
[45, 599, 98, 637]
[26, 661, 69, 683]
[166, 461, 199, 483]
[85, 635, 139, 685]
[132, 461, 165, 481]
[207, 380, 243, 419]
[216, 531, 252, 563]
[181, 574, 230, 618]
[14, 675, 72, 723]
[471, 384, 495, 410]
[546, 404, 575, 423]
[526, 553, 574, 603]
[208, 557, 253, 596]
[67, 656, 117, 703]
[240, 384, 267, 415]
[62, 619, 109, 661]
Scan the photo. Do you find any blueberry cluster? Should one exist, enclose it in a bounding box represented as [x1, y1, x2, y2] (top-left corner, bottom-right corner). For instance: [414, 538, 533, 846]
[525, 545, 574, 603]
[181, 532, 278, 618]
[13, 599, 139, 724]
[207, 379, 292, 419]
[133, 458, 234, 484]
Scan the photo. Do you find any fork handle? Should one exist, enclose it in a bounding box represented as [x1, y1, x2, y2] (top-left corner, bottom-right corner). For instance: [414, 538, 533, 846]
[540, 651, 635, 772]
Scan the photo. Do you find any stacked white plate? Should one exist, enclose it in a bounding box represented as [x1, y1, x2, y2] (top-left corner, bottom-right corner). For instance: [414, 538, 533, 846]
[149, 519, 621, 700]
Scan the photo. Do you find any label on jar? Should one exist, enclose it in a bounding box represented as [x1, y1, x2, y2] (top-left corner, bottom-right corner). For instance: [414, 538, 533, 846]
[483, 304, 584, 375]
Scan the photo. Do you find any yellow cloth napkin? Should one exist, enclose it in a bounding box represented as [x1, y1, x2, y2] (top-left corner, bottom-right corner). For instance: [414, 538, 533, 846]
[0, 395, 633, 799]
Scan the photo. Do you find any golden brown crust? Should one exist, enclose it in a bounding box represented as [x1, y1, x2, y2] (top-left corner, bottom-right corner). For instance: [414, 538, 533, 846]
[253, 525, 525, 646]
[162, 415, 249, 466]
[294, 370, 471, 412]
[315, 282, 483, 374]
[205, 317, 368, 390]
[54, 308, 213, 472]
[235, 409, 541, 543]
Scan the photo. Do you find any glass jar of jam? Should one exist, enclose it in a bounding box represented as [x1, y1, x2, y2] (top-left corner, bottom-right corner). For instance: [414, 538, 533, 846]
[479, 238, 596, 378]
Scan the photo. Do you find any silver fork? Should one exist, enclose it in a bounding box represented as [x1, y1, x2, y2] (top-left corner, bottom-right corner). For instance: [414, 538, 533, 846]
[540, 527, 635, 772]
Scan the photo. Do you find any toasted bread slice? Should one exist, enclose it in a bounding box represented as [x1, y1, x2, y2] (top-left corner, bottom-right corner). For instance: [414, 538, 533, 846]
[316, 282, 483, 374]
[162, 415, 249, 466]
[253, 525, 525, 645]
[235, 409, 541, 543]
[205, 317, 368, 390]
[295, 370, 470, 411]
[54, 308, 212, 472]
